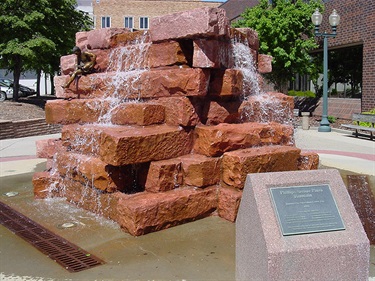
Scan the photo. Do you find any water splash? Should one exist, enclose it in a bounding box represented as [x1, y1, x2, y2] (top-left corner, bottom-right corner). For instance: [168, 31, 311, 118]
[97, 32, 151, 124]
[232, 42, 261, 97]
[232, 42, 292, 125]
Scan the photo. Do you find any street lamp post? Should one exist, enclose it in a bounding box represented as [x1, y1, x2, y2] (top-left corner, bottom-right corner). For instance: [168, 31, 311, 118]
[311, 8, 340, 132]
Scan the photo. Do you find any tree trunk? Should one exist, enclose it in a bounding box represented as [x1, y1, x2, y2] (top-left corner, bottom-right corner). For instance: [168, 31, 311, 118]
[45, 75, 48, 95]
[50, 73, 55, 95]
[12, 55, 22, 102]
[36, 70, 41, 97]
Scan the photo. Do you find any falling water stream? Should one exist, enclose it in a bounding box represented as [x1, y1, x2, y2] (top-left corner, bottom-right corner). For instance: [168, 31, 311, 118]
[232, 41, 293, 125]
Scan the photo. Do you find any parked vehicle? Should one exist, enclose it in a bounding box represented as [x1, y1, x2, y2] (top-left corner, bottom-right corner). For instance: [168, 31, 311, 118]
[0, 79, 36, 101]
[0, 81, 13, 101]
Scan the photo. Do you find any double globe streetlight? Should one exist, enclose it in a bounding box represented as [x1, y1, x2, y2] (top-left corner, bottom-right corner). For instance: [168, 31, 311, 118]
[311, 8, 340, 132]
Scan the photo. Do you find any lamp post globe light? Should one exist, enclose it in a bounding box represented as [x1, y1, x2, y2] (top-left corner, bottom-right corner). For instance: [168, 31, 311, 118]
[311, 8, 340, 132]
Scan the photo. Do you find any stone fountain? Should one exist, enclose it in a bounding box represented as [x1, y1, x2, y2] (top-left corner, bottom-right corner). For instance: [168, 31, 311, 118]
[33, 7, 318, 236]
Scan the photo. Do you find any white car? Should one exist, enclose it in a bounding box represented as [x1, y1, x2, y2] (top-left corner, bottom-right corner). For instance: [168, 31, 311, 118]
[0, 81, 13, 101]
[0, 79, 36, 101]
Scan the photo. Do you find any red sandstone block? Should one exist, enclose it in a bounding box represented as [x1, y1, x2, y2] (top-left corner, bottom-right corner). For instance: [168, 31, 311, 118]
[75, 31, 88, 50]
[203, 100, 242, 125]
[298, 151, 319, 170]
[111, 102, 165, 126]
[208, 69, 243, 97]
[92, 49, 111, 72]
[114, 186, 218, 236]
[36, 138, 64, 159]
[99, 125, 194, 165]
[145, 158, 183, 192]
[58, 178, 118, 219]
[217, 187, 242, 222]
[61, 124, 103, 156]
[110, 30, 151, 47]
[258, 54, 273, 74]
[221, 145, 301, 189]
[54, 75, 70, 98]
[54, 74, 101, 99]
[62, 124, 194, 166]
[86, 28, 133, 49]
[106, 43, 151, 72]
[152, 97, 199, 127]
[239, 92, 294, 124]
[147, 41, 190, 68]
[180, 154, 221, 187]
[56, 68, 210, 100]
[55, 71, 140, 99]
[193, 122, 294, 157]
[32, 171, 59, 199]
[149, 7, 229, 42]
[139, 68, 210, 99]
[46, 159, 54, 170]
[233, 28, 259, 51]
[55, 152, 130, 193]
[193, 39, 231, 68]
[60, 49, 110, 75]
[45, 99, 110, 125]
[60, 54, 76, 76]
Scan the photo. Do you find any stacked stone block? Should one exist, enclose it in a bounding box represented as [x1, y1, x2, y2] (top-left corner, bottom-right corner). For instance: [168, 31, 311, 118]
[33, 7, 318, 236]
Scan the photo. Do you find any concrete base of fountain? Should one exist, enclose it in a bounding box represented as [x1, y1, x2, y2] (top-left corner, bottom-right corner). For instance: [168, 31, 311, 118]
[33, 7, 319, 236]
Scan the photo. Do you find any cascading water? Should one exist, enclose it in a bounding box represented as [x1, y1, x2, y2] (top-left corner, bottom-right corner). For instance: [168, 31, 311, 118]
[97, 32, 151, 125]
[232, 41, 293, 125]
[43, 33, 151, 211]
[232, 42, 261, 97]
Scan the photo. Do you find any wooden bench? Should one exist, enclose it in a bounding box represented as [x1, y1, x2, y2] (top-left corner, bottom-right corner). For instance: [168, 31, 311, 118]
[341, 113, 375, 140]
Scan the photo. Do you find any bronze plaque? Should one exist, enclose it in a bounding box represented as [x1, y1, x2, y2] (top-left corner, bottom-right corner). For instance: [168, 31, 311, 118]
[270, 184, 345, 236]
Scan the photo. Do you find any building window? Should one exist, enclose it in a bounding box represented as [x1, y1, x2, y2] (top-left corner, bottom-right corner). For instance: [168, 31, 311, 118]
[139, 17, 149, 29]
[101, 16, 111, 28]
[124, 17, 133, 30]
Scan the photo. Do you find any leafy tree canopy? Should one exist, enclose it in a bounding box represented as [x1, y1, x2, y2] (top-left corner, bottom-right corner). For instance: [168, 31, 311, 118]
[233, 0, 324, 93]
[0, 0, 92, 100]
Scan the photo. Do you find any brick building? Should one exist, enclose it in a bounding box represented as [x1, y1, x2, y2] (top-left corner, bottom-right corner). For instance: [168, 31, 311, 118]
[220, 0, 375, 112]
[92, 0, 222, 30]
[324, 0, 375, 111]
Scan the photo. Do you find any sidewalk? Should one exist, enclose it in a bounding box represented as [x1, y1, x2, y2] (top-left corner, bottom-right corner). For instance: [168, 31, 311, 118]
[0, 129, 374, 280]
[294, 128, 375, 176]
[0, 133, 60, 177]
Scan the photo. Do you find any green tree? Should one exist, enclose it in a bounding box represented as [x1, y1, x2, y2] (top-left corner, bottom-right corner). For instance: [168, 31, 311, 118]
[0, 0, 92, 100]
[233, 0, 323, 93]
[34, 0, 92, 96]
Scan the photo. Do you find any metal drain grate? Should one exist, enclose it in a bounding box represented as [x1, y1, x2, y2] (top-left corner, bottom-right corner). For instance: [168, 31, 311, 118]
[347, 175, 375, 244]
[0, 201, 104, 272]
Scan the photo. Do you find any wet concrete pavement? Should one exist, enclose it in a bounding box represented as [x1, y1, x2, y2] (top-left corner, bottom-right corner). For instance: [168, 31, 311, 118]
[0, 128, 374, 280]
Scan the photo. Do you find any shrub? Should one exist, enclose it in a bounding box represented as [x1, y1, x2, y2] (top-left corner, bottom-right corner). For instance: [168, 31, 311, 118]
[288, 90, 316, 98]
[358, 108, 375, 127]
[330, 89, 338, 96]
[328, 116, 336, 124]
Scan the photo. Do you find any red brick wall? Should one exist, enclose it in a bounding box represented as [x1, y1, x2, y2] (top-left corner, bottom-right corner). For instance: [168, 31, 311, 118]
[323, 0, 375, 111]
[0, 119, 61, 140]
[313, 98, 361, 120]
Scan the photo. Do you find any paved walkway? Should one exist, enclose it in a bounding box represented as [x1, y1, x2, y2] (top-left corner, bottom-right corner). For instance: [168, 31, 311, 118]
[294, 128, 375, 176]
